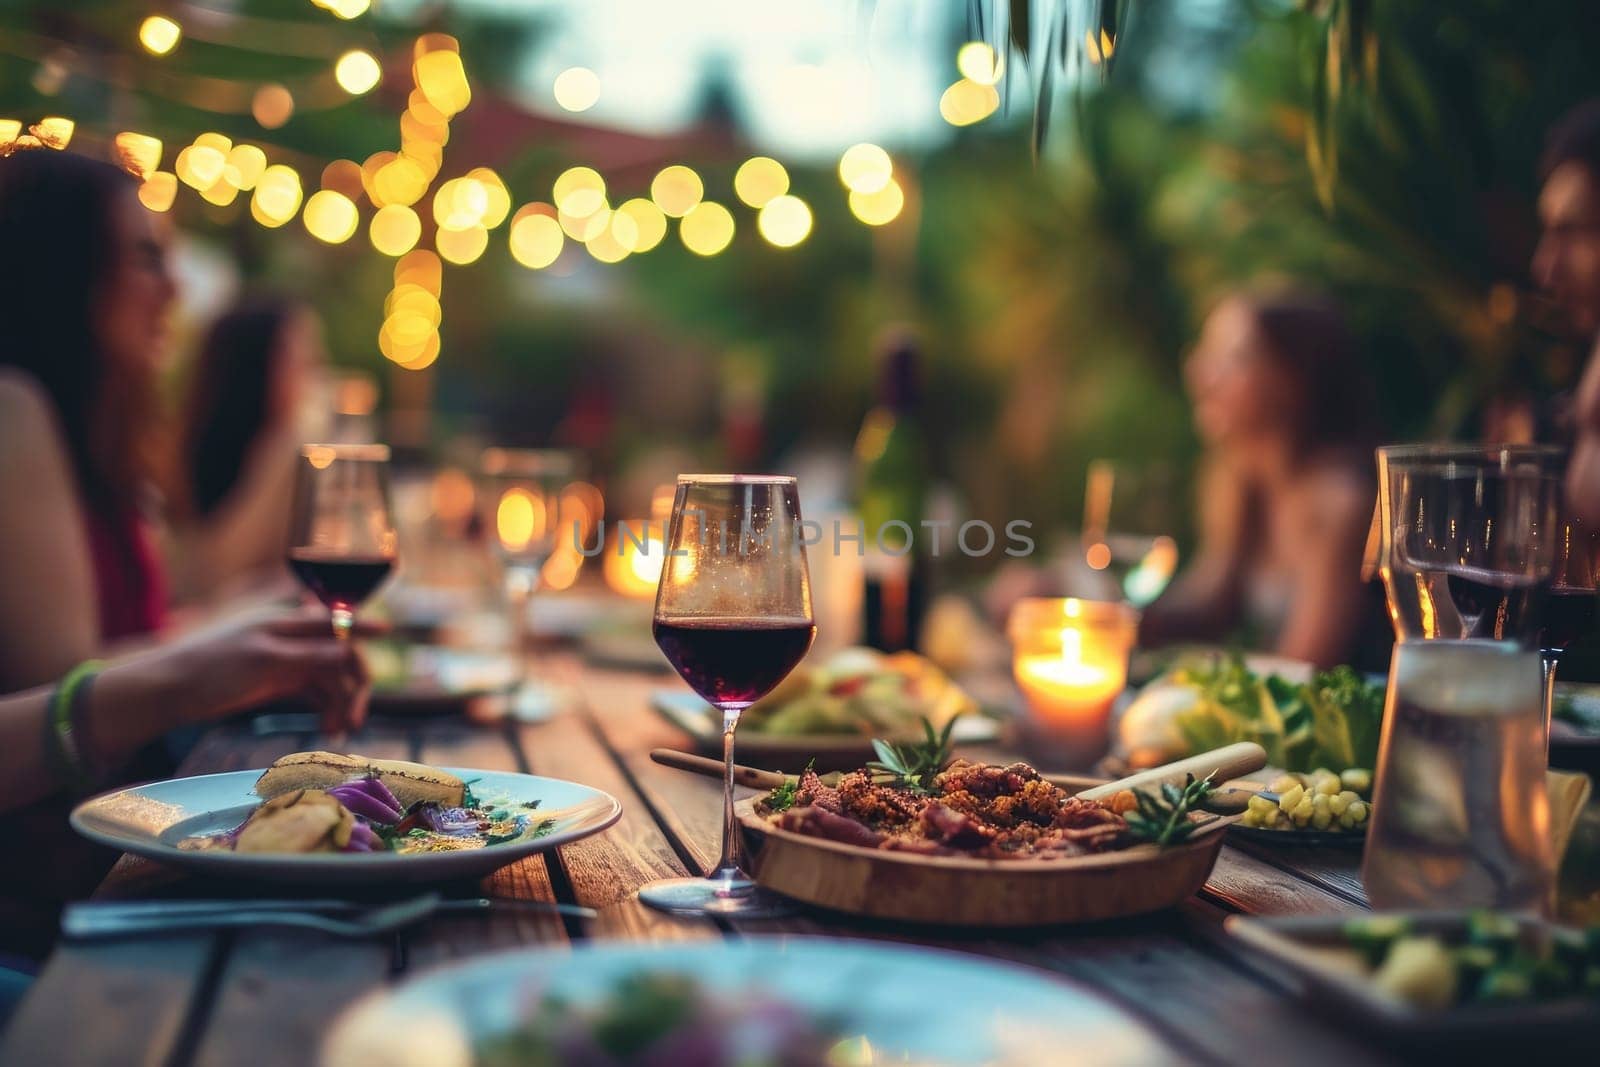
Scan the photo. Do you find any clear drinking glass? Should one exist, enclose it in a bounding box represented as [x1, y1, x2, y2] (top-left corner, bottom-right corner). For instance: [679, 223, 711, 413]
[641, 475, 816, 917]
[1364, 444, 1562, 912]
[288, 444, 399, 640]
[1081, 459, 1180, 608]
[479, 448, 576, 682]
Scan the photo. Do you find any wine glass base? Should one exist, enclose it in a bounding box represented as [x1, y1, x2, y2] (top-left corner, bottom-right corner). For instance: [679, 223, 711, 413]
[637, 874, 796, 918]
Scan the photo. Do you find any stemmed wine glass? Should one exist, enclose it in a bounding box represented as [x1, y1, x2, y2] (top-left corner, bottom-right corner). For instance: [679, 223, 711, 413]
[641, 475, 816, 917]
[1539, 512, 1600, 742]
[479, 448, 576, 684]
[1081, 459, 1179, 608]
[288, 444, 399, 639]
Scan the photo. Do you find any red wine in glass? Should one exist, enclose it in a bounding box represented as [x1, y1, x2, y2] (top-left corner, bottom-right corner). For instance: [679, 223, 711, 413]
[287, 549, 396, 613]
[653, 617, 816, 708]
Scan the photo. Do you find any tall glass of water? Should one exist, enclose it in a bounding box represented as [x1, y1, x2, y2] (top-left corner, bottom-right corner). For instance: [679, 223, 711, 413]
[1364, 445, 1562, 912]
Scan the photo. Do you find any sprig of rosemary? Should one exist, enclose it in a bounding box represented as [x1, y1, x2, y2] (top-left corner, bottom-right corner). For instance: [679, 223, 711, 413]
[866, 716, 959, 795]
[1123, 773, 1216, 847]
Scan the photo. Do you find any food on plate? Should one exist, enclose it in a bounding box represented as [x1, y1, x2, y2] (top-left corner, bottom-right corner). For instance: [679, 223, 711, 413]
[254, 751, 465, 808]
[738, 646, 978, 737]
[757, 722, 1216, 859]
[477, 973, 842, 1067]
[1342, 912, 1600, 1009]
[182, 752, 549, 855]
[1118, 654, 1383, 773]
[1238, 768, 1372, 834]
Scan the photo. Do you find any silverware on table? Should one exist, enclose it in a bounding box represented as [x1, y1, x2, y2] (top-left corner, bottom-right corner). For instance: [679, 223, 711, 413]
[62, 894, 596, 939]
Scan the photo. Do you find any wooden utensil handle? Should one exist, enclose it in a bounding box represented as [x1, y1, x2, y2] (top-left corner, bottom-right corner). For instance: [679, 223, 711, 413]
[1076, 742, 1268, 802]
[649, 748, 790, 790]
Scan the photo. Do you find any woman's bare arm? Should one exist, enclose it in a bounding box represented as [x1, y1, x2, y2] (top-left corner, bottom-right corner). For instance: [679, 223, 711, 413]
[1138, 459, 1251, 646]
[164, 426, 297, 603]
[0, 373, 100, 691]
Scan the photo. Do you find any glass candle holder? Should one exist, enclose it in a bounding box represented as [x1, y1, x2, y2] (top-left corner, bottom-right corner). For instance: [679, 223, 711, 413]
[1008, 597, 1139, 768]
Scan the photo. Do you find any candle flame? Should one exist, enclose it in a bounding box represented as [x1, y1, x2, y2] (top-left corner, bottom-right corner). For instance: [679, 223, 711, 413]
[496, 488, 545, 552]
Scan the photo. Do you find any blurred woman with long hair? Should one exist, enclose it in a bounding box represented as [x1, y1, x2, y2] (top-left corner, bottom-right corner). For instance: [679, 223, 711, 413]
[1139, 290, 1385, 669]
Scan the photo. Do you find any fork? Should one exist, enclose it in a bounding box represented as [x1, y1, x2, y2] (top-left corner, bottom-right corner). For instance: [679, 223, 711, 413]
[63, 894, 446, 940]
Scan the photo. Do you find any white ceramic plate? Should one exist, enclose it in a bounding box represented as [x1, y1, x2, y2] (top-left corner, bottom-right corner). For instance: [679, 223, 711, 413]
[70, 768, 621, 886]
[320, 937, 1175, 1067]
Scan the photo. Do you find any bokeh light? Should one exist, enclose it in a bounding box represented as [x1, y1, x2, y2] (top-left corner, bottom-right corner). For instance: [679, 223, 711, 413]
[757, 194, 812, 248]
[553, 166, 606, 218]
[0, 121, 19, 147]
[251, 164, 303, 227]
[956, 42, 1004, 85]
[252, 84, 294, 129]
[838, 143, 893, 194]
[552, 67, 600, 112]
[436, 223, 488, 265]
[137, 172, 177, 212]
[319, 0, 371, 19]
[679, 201, 735, 256]
[373, 155, 429, 207]
[33, 117, 73, 150]
[138, 15, 181, 56]
[415, 49, 471, 116]
[175, 145, 226, 190]
[559, 205, 611, 242]
[320, 158, 363, 201]
[303, 189, 358, 243]
[225, 145, 267, 190]
[113, 133, 162, 179]
[433, 177, 489, 231]
[467, 167, 511, 228]
[199, 176, 238, 207]
[651, 165, 703, 218]
[509, 208, 565, 269]
[395, 249, 443, 294]
[335, 50, 382, 95]
[616, 198, 667, 252]
[370, 204, 421, 255]
[848, 178, 905, 226]
[939, 78, 1000, 126]
[734, 156, 789, 208]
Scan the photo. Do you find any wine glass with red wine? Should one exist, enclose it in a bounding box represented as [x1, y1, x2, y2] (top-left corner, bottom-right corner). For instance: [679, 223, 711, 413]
[641, 474, 815, 917]
[1540, 512, 1600, 739]
[288, 444, 399, 640]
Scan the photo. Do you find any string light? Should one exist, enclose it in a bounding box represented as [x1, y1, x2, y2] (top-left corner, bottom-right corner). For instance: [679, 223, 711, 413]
[436, 223, 488, 265]
[553, 166, 606, 218]
[195, 131, 232, 155]
[335, 50, 382, 95]
[32, 117, 73, 150]
[734, 156, 789, 208]
[849, 178, 904, 226]
[252, 84, 294, 129]
[433, 176, 489, 231]
[372, 155, 429, 207]
[199, 176, 239, 207]
[320, 158, 364, 201]
[225, 144, 267, 190]
[315, 0, 372, 19]
[552, 67, 600, 112]
[956, 42, 1004, 85]
[679, 201, 734, 256]
[0, 120, 19, 147]
[303, 189, 359, 243]
[415, 49, 471, 117]
[251, 164, 303, 227]
[939, 79, 1000, 126]
[650, 165, 702, 218]
[616, 198, 666, 253]
[138, 15, 182, 56]
[559, 205, 610, 242]
[757, 194, 812, 248]
[395, 249, 442, 294]
[467, 167, 511, 228]
[175, 145, 226, 190]
[370, 204, 421, 256]
[509, 206, 564, 269]
[585, 223, 630, 264]
[838, 143, 892, 194]
[138, 172, 177, 212]
[113, 132, 162, 179]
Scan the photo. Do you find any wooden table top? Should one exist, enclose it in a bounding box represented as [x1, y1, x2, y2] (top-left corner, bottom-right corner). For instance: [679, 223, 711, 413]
[1, 656, 1400, 1067]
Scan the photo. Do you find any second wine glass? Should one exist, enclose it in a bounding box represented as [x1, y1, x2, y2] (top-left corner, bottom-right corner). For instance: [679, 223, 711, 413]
[288, 443, 399, 639]
[641, 475, 815, 917]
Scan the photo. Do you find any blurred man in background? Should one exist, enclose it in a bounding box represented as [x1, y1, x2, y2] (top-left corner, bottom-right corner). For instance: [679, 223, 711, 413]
[1540, 101, 1600, 521]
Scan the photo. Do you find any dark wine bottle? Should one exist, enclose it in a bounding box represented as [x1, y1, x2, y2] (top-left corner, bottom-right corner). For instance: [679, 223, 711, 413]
[854, 332, 929, 653]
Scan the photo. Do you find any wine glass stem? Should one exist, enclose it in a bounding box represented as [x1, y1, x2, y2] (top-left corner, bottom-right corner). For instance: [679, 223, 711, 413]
[506, 566, 539, 682]
[331, 607, 354, 642]
[1541, 652, 1559, 753]
[712, 707, 744, 880]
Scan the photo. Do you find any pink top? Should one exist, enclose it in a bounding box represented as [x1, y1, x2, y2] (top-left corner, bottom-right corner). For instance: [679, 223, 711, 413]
[85, 501, 167, 640]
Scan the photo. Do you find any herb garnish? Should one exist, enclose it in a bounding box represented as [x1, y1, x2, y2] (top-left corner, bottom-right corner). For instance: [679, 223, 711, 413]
[866, 717, 959, 795]
[1123, 773, 1216, 847]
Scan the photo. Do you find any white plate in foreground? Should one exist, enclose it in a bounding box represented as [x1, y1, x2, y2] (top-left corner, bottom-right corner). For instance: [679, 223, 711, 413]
[70, 768, 621, 886]
[321, 937, 1175, 1067]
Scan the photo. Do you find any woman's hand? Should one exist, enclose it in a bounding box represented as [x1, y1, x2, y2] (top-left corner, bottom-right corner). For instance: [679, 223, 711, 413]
[173, 608, 381, 735]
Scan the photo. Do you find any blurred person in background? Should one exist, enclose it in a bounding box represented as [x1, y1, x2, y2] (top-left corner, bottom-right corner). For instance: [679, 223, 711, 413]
[168, 296, 327, 602]
[1139, 291, 1384, 669]
[1540, 102, 1600, 523]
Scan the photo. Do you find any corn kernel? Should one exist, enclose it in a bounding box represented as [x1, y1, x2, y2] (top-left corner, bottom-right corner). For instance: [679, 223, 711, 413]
[1314, 774, 1341, 796]
[1346, 800, 1368, 824]
[1329, 791, 1352, 816]
[1311, 807, 1333, 830]
[1341, 768, 1372, 794]
[1291, 797, 1315, 825]
[1269, 775, 1301, 794]
[1278, 784, 1305, 812]
[1240, 810, 1261, 828]
[1247, 794, 1276, 815]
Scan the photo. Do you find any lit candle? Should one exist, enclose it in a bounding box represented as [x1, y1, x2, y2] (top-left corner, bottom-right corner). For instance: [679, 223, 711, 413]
[1009, 598, 1138, 767]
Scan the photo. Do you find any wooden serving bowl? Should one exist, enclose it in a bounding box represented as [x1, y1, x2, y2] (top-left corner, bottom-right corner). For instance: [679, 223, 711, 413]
[737, 798, 1233, 926]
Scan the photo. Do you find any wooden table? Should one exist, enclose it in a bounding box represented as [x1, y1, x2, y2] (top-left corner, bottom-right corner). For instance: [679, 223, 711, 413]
[2, 657, 1400, 1066]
